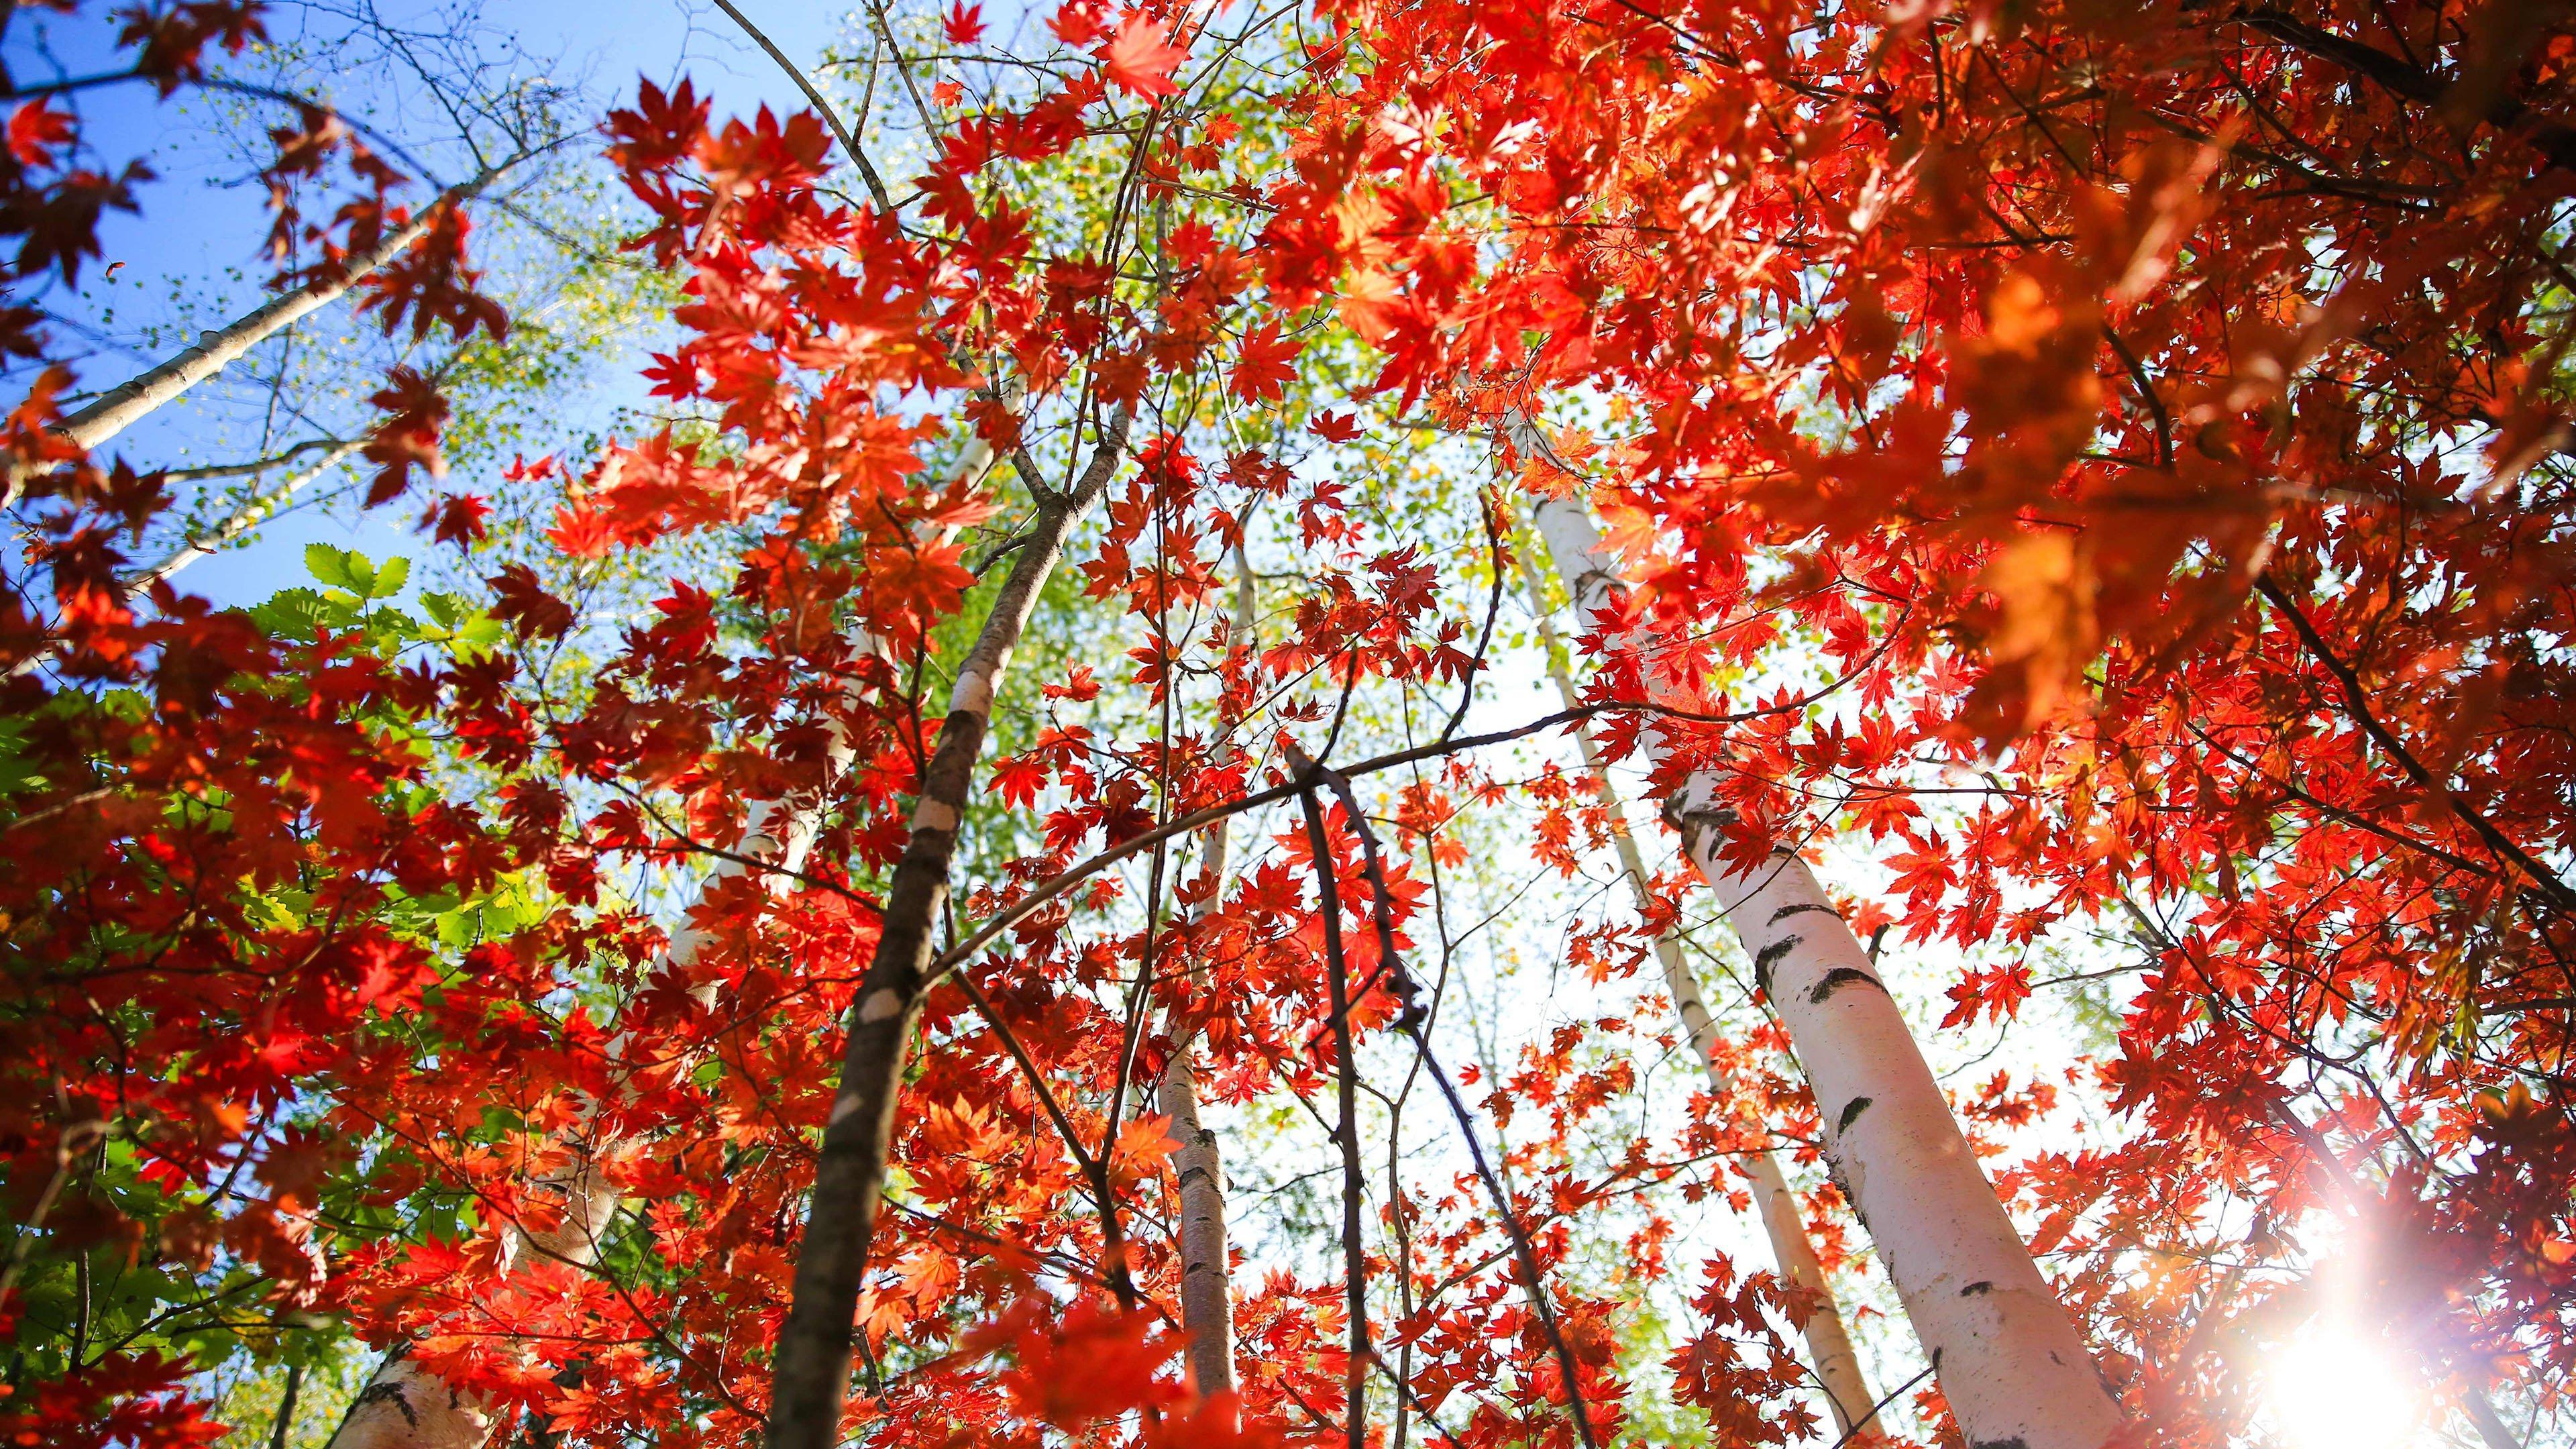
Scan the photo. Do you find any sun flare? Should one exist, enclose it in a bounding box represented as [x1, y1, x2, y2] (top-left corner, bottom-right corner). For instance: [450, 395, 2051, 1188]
[2268, 1322, 2423, 1449]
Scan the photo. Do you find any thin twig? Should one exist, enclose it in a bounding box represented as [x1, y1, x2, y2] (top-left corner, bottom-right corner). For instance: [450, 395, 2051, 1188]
[1300, 785, 1375, 1449]
[712, 0, 896, 211]
[1297, 749, 1604, 1449]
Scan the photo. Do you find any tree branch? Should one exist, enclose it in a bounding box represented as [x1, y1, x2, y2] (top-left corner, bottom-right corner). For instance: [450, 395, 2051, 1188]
[711, 0, 896, 213]
[2255, 572, 2576, 914]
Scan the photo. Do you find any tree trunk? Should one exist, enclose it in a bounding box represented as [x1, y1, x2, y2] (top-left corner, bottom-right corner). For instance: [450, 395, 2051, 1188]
[327, 435, 1002, 1449]
[1526, 480, 2125, 1449]
[1157, 547, 1252, 1406]
[765, 411, 1132, 1449]
[323, 1165, 621, 1449]
[55, 168, 506, 458]
[129, 437, 364, 590]
[1157, 1049, 1235, 1402]
[1517, 540, 1882, 1439]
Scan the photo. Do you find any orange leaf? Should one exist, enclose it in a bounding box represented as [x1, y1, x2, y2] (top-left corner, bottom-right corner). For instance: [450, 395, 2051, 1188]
[1100, 13, 1188, 99]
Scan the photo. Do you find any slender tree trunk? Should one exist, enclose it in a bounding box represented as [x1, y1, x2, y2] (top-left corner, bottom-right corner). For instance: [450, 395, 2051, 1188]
[2465, 1389, 2524, 1449]
[59, 170, 504, 455]
[1157, 1050, 1235, 1401]
[320, 1038, 637, 1449]
[1517, 542, 1881, 1439]
[267, 1362, 305, 1449]
[327, 435, 1004, 1449]
[1526, 480, 2126, 1449]
[1157, 548, 1251, 1406]
[9, 437, 362, 680]
[765, 412, 1132, 1449]
[129, 437, 364, 590]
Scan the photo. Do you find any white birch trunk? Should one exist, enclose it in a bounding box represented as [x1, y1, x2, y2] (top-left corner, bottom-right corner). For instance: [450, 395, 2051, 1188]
[58, 170, 503, 456]
[129, 437, 365, 590]
[1520, 547, 1880, 1439]
[1155, 549, 1253, 1404]
[1522, 449, 2125, 1449]
[1157, 1051, 1234, 1401]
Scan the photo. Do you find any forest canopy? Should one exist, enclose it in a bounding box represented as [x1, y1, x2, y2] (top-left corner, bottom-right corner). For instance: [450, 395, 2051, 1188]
[3, 3, 2573, 1449]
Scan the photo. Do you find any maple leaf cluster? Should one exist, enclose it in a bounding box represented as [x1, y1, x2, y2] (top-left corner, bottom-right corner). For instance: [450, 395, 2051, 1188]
[0, 4, 533, 1446]
[7, 1, 2576, 1447]
[1329, 0, 2576, 1434]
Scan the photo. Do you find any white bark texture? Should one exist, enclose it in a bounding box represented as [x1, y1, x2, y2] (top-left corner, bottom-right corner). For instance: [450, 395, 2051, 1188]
[1520, 549, 1880, 1439]
[328, 438, 996, 1449]
[1524, 462, 2125, 1449]
[58, 169, 501, 458]
[1157, 1051, 1234, 1401]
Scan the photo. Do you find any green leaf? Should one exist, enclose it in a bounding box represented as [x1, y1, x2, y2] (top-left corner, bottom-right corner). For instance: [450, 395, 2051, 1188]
[304, 543, 356, 591]
[0, 714, 38, 796]
[252, 587, 331, 641]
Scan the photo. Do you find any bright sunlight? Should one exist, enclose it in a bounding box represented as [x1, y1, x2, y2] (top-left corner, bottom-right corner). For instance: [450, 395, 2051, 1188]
[2267, 1318, 2424, 1449]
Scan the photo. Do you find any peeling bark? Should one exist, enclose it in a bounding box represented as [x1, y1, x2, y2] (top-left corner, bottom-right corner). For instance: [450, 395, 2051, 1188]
[1157, 1051, 1234, 1403]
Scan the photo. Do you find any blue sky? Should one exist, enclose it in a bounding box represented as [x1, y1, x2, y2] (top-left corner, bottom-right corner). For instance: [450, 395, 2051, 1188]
[11, 0, 864, 609]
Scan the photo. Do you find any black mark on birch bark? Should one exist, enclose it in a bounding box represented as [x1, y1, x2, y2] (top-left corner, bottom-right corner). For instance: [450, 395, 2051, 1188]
[1754, 935, 1801, 998]
[1808, 966, 1883, 1003]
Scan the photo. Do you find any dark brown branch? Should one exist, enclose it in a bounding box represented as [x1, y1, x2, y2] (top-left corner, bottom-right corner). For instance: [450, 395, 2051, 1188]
[2235, 7, 2576, 172]
[2255, 572, 2576, 914]
[930, 682, 1873, 982]
[1434, 488, 1509, 746]
[950, 973, 1139, 1307]
[158, 437, 352, 484]
[712, 0, 896, 213]
[1298, 751, 1604, 1449]
[1300, 786, 1373, 1449]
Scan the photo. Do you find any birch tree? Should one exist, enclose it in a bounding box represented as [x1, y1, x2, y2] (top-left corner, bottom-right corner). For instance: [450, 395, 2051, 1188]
[1530, 489, 2125, 1449]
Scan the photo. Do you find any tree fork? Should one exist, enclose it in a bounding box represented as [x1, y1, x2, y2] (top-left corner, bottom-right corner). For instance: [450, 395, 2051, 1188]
[1526, 480, 2125, 1449]
[1303, 756, 1603, 1449]
[764, 411, 1132, 1449]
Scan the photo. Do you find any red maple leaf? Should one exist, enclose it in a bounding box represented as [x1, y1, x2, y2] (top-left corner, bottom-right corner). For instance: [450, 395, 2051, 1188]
[1230, 319, 1301, 403]
[993, 754, 1049, 810]
[360, 365, 451, 505]
[419, 491, 492, 546]
[1099, 13, 1188, 100]
[1307, 410, 1361, 443]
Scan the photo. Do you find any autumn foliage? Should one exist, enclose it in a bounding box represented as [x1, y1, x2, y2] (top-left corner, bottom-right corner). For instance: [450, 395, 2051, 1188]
[5, 1, 2575, 1448]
